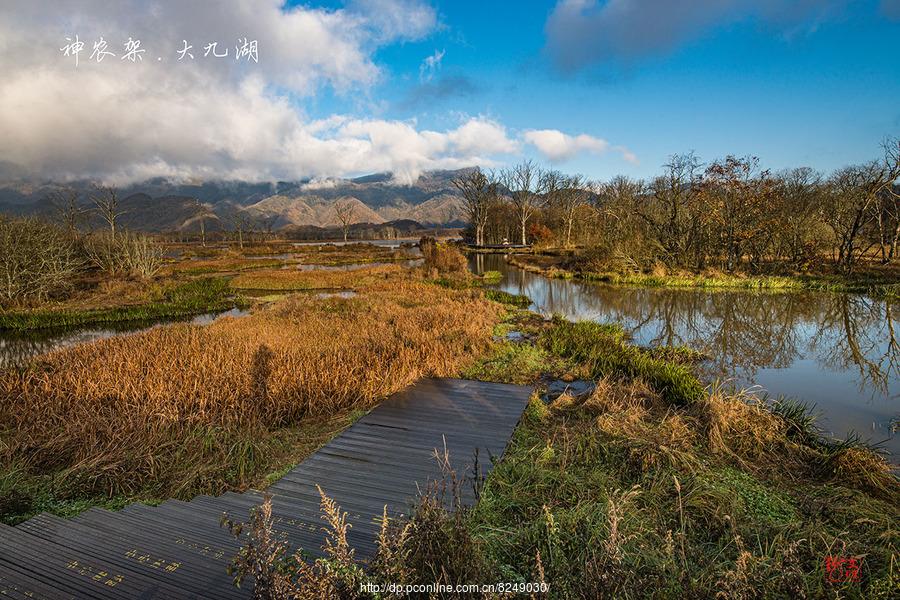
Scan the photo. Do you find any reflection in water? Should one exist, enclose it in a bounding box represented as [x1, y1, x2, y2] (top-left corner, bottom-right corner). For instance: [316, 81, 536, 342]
[290, 259, 424, 271]
[291, 238, 420, 249]
[0, 307, 248, 370]
[471, 254, 900, 456]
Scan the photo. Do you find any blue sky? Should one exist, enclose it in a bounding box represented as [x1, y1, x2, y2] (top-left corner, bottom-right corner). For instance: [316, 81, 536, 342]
[303, 0, 900, 179]
[2, 0, 898, 183]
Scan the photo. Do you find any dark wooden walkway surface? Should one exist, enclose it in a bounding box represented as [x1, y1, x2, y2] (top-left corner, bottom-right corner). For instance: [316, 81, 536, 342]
[0, 378, 532, 599]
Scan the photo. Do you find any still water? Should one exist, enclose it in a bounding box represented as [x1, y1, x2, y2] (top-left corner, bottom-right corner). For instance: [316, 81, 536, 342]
[0, 308, 248, 370]
[471, 254, 899, 457]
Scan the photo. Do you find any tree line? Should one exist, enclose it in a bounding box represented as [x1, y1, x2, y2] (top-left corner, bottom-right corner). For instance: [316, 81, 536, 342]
[454, 138, 900, 274]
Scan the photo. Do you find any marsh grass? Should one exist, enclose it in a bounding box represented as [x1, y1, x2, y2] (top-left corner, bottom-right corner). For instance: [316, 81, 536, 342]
[0, 277, 240, 331]
[223, 312, 898, 598]
[468, 377, 899, 598]
[167, 253, 292, 274]
[230, 264, 404, 291]
[483, 289, 531, 308]
[541, 319, 706, 406]
[508, 253, 900, 295]
[466, 313, 896, 597]
[0, 272, 502, 523]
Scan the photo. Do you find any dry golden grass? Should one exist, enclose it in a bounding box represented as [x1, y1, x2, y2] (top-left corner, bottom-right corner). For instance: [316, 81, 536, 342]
[699, 387, 787, 464]
[0, 273, 501, 499]
[551, 376, 899, 502]
[23, 277, 158, 312]
[551, 378, 701, 473]
[165, 256, 286, 274]
[229, 264, 404, 291]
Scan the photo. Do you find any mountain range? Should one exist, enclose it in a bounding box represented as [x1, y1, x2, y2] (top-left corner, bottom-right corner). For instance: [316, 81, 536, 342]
[0, 169, 471, 232]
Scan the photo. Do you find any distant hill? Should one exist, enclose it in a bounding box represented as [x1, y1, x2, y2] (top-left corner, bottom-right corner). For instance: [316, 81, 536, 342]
[0, 169, 472, 231]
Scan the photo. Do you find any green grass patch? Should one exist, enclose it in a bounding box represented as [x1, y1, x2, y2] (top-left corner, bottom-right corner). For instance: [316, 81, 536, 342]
[462, 342, 558, 385]
[481, 270, 503, 283]
[0, 278, 242, 331]
[563, 266, 900, 297]
[541, 319, 706, 406]
[696, 467, 798, 527]
[580, 271, 806, 290]
[0, 462, 162, 526]
[484, 289, 531, 307]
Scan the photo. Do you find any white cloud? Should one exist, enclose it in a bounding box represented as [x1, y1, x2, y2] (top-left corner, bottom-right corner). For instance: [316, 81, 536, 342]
[449, 119, 521, 156]
[0, 0, 506, 184]
[349, 0, 438, 42]
[0, 1, 635, 184]
[523, 129, 637, 164]
[419, 49, 445, 81]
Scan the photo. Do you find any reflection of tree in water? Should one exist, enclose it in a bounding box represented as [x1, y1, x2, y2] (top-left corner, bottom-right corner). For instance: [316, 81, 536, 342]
[572, 287, 808, 380]
[0, 336, 64, 369]
[810, 295, 900, 396]
[492, 260, 900, 395]
[0, 316, 204, 370]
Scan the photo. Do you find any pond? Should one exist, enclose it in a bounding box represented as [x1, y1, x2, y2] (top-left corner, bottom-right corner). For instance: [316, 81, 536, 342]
[470, 254, 900, 458]
[291, 238, 420, 249]
[0, 307, 249, 370]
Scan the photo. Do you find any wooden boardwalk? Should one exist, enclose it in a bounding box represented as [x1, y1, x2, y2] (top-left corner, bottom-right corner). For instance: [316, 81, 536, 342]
[0, 378, 532, 599]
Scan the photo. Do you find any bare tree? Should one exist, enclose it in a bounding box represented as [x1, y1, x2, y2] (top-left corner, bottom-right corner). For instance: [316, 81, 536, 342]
[825, 163, 885, 273]
[874, 137, 900, 261]
[543, 170, 591, 248]
[452, 167, 497, 246]
[333, 198, 357, 242]
[229, 212, 255, 249]
[701, 155, 772, 272]
[47, 187, 86, 236]
[501, 160, 544, 245]
[772, 167, 825, 266]
[91, 185, 127, 236]
[639, 153, 704, 268]
[192, 198, 215, 247]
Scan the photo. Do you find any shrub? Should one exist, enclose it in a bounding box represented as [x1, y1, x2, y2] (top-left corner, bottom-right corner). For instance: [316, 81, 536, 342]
[225, 458, 496, 599]
[0, 216, 82, 307]
[120, 233, 164, 279]
[526, 222, 555, 247]
[82, 232, 163, 279]
[420, 236, 468, 274]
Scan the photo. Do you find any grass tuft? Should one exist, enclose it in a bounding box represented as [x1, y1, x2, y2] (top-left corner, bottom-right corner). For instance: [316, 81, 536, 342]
[541, 319, 706, 406]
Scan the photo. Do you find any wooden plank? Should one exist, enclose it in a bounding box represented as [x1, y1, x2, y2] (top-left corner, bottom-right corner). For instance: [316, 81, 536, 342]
[17, 514, 246, 600]
[0, 524, 201, 599]
[7, 378, 531, 597]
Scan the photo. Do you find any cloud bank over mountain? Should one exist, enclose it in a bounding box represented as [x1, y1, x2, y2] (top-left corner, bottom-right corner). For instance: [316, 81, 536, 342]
[0, 0, 631, 185]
